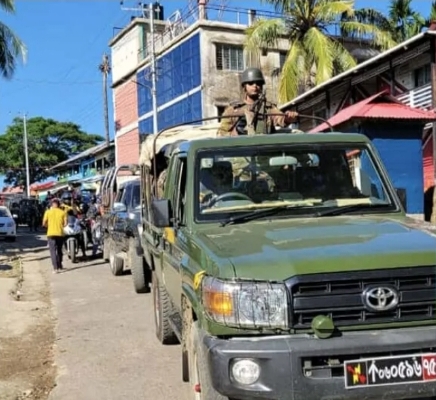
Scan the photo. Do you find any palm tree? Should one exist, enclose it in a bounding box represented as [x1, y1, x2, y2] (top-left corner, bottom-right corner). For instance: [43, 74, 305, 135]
[425, 1, 436, 27]
[244, 0, 396, 103]
[351, 0, 425, 43]
[0, 0, 26, 79]
[388, 0, 425, 41]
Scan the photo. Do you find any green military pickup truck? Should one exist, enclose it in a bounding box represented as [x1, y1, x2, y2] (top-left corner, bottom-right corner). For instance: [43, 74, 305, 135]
[138, 122, 436, 400]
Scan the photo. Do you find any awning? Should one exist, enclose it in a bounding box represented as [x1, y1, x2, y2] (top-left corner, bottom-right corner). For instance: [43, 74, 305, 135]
[311, 91, 436, 132]
[51, 184, 69, 192]
[30, 181, 56, 191]
[81, 183, 98, 190]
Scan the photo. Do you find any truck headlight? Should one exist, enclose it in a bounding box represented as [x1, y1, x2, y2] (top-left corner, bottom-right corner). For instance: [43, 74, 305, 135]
[201, 277, 288, 329]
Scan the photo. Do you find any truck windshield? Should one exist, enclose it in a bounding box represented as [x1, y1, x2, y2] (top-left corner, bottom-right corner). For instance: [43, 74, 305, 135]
[195, 144, 396, 222]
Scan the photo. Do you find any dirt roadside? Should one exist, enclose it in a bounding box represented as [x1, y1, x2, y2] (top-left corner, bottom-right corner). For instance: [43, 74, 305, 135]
[0, 233, 56, 400]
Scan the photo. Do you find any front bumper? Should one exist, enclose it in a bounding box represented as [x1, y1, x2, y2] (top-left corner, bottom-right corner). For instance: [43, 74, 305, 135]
[0, 229, 16, 237]
[201, 326, 436, 400]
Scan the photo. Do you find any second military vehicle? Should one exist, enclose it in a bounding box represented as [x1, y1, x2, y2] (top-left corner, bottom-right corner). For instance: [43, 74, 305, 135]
[101, 164, 150, 293]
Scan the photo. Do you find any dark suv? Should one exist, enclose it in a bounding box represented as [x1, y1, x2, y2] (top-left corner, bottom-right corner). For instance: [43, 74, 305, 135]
[105, 178, 150, 293]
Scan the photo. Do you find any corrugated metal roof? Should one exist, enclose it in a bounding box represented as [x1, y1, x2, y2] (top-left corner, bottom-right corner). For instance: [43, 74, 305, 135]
[310, 91, 436, 132]
[50, 141, 114, 170]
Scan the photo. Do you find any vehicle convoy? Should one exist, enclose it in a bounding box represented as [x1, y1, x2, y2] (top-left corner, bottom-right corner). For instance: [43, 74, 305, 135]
[100, 165, 150, 293]
[138, 120, 436, 400]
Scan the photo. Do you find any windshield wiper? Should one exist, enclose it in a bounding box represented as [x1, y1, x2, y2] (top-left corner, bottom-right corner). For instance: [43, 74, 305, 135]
[314, 203, 390, 217]
[220, 205, 299, 227]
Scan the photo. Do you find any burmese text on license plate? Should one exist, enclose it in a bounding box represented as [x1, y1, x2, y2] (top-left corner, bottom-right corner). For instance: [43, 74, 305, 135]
[344, 353, 436, 389]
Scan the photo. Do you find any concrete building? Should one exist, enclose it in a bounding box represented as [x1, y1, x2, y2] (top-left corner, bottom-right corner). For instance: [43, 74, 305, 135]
[109, 2, 294, 165]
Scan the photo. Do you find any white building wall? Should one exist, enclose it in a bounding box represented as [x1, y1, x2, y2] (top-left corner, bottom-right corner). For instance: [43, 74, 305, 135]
[200, 27, 289, 121]
[111, 25, 141, 83]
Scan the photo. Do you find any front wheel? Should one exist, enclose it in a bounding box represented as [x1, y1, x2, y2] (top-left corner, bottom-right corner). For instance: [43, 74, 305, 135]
[152, 272, 178, 344]
[83, 231, 89, 250]
[129, 238, 151, 294]
[188, 321, 227, 400]
[68, 239, 77, 264]
[109, 240, 123, 276]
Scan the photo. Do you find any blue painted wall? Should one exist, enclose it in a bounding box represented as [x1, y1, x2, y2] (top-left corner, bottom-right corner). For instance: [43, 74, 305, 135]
[360, 121, 424, 214]
[137, 32, 201, 121]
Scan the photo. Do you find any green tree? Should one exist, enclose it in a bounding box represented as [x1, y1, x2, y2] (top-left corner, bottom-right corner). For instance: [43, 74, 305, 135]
[349, 0, 425, 43]
[0, 117, 103, 186]
[0, 0, 26, 78]
[244, 0, 396, 103]
[426, 1, 436, 27]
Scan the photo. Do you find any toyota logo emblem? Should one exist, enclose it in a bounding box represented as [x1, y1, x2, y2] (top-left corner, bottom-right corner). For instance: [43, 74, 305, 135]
[362, 286, 399, 312]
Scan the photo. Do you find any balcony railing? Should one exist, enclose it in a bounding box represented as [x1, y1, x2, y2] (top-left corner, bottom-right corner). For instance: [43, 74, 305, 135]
[396, 83, 432, 110]
[396, 83, 433, 131]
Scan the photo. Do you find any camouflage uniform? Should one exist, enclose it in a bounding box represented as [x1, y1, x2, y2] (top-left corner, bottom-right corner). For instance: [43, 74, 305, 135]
[217, 100, 290, 137]
[157, 169, 167, 198]
[217, 67, 297, 137]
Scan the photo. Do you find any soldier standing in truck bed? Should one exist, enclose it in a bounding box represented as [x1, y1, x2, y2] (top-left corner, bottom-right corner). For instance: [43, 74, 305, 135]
[217, 67, 299, 137]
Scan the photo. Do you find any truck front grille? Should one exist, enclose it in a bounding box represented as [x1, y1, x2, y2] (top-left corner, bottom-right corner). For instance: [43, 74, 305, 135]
[286, 266, 436, 329]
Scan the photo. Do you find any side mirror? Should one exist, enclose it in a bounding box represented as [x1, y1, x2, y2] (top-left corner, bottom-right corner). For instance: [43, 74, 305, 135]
[112, 202, 127, 213]
[152, 199, 172, 228]
[12, 214, 18, 219]
[395, 187, 407, 210]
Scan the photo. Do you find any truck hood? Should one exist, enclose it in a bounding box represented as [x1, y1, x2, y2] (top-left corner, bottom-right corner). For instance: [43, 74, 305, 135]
[197, 216, 436, 281]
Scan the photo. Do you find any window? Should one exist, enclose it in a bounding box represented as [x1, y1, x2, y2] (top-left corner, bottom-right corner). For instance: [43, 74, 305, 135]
[195, 144, 395, 223]
[173, 158, 187, 224]
[279, 52, 287, 70]
[414, 64, 431, 87]
[131, 184, 141, 209]
[123, 186, 132, 208]
[216, 44, 244, 71]
[139, 26, 148, 61]
[115, 188, 124, 203]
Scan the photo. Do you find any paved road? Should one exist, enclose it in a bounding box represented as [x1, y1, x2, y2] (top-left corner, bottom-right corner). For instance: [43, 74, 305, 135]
[15, 229, 191, 400]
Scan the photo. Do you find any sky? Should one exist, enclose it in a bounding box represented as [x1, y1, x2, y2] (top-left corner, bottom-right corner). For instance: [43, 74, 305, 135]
[0, 0, 432, 188]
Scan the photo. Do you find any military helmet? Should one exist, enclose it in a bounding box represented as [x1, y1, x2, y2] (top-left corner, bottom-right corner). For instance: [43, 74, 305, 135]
[240, 67, 265, 86]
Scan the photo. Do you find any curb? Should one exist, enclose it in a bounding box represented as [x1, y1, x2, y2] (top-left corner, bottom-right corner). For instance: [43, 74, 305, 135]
[9, 256, 24, 301]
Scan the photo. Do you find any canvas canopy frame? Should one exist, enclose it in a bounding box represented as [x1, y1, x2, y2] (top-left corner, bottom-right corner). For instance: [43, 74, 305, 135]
[139, 122, 220, 168]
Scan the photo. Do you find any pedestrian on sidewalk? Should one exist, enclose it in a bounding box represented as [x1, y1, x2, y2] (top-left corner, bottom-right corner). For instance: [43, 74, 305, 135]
[42, 198, 67, 273]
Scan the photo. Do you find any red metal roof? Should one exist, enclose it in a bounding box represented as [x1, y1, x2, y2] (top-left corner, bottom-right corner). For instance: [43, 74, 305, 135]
[310, 91, 436, 133]
[30, 181, 56, 191]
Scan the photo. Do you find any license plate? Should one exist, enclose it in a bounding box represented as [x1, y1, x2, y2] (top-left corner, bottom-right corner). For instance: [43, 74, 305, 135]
[344, 353, 436, 389]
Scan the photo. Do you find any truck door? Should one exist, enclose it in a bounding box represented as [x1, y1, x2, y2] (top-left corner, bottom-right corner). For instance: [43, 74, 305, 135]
[162, 156, 187, 311]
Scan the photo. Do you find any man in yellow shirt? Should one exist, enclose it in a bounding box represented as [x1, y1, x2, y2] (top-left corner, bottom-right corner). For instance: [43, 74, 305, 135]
[42, 198, 67, 273]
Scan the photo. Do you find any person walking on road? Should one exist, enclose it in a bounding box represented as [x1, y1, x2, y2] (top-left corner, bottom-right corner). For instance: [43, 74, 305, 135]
[42, 198, 67, 274]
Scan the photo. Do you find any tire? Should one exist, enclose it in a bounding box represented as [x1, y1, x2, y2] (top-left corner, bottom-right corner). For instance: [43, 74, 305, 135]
[189, 321, 227, 400]
[6, 236, 16, 242]
[128, 238, 151, 294]
[83, 231, 88, 250]
[70, 240, 77, 264]
[109, 241, 123, 276]
[103, 235, 110, 261]
[152, 272, 178, 345]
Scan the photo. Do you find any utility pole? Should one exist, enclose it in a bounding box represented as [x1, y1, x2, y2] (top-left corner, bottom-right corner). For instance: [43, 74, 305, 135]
[120, 2, 159, 134]
[149, 2, 159, 135]
[22, 113, 30, 198]
[99, 53, 111, 145]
